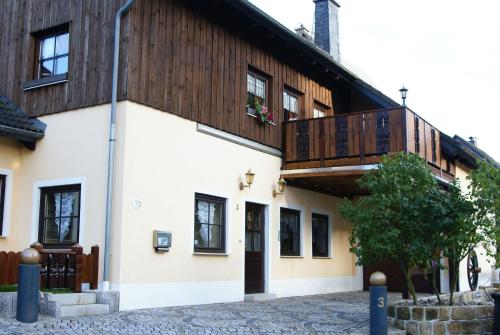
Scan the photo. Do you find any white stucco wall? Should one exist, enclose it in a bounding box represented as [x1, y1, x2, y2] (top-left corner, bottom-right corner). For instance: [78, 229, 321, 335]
[0, 104, 125, 284]
[112, 101, 360, 310]
[0, 101, 360, 310]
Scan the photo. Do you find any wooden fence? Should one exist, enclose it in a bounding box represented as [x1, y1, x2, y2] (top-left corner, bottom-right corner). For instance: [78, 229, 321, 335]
[0, 243, 99, 293]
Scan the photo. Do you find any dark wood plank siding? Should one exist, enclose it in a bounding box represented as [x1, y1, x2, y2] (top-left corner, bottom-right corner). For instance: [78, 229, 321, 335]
[126, 0, 333, 149]
[0, 0, 130, 117]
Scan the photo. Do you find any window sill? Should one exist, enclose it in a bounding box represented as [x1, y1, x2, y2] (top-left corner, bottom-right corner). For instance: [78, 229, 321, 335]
[245, 112, 276, 126]
[193, 252, 229, 256]
[312, 256, 331, 259]
[23, 73, 68, 91]
[280, 255, 303, 258]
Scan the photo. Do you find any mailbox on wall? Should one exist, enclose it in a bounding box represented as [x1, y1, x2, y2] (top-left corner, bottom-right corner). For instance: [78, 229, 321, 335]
[153, 230, 172, 252]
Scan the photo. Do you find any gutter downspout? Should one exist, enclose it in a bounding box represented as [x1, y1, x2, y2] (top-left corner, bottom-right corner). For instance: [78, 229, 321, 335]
[103, 0, 136, 289]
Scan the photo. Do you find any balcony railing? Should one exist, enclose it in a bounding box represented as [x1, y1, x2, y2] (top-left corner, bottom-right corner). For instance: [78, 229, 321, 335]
[283, 107, 454, 179]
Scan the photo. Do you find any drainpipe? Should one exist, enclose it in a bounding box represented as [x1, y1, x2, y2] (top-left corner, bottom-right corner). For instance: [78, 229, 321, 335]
[103, 0, 136, 289]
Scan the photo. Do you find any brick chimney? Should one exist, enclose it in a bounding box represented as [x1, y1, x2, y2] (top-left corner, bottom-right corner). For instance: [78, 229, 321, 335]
[313, 0, 340, 62]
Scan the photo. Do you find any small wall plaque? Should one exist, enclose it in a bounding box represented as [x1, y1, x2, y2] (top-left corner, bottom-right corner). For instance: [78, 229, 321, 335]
[153, 230, 172, 252]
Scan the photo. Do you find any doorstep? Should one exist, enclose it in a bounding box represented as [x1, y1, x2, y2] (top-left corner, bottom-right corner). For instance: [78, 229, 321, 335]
[244, 293, 277, 302]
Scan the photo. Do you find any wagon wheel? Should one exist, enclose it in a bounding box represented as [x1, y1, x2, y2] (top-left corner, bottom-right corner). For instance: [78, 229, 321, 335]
[467, 250, 481, 291]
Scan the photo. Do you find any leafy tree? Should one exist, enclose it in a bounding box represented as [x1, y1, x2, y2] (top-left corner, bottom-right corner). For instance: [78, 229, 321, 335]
[340, 153, 443, 304]
[438, 161, 498, 305]
[436, 181, 477, 305]
[341, 154, 498, 306]
[468, 161, 500, 265]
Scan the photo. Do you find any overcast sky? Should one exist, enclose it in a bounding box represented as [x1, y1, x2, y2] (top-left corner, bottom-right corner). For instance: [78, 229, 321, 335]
[249, 0, 500, 161]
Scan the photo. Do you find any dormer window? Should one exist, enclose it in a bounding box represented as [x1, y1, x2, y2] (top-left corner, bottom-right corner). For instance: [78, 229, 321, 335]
[37, 30, 69, 78]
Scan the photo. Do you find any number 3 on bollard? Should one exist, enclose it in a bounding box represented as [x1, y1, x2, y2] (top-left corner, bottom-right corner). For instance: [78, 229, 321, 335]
[378, 297, 384, 308]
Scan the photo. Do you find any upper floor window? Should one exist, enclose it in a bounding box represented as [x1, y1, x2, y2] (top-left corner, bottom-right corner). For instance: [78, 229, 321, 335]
[0, 174, 6, 236]
[280, 208, 301, 256]
[313, 102, 327, 118]
[39, 184, 81, 247]
[312, 213, 329, 257]
[284, 90, 299, 121]
[194, 193, 226, 253]
[37, 30, 69, 79]
[247, 71, 267, 114]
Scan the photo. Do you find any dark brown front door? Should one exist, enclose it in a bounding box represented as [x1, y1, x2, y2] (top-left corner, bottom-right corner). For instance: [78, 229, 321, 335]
[245, 203, 265, 294]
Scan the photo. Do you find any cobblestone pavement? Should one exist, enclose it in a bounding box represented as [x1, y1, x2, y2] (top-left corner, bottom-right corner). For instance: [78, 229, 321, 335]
[0, 291, 403, 335]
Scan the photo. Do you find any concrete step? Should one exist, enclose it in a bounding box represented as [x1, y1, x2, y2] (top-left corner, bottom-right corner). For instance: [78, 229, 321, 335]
[244, 293, 277, 302]
[388, 326, 405, 335]
[46, 293, 96, 306]
[59, 304, 109, 318]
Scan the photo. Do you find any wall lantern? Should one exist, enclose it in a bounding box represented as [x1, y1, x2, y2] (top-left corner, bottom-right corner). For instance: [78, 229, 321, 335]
[239, 169, 255, 190]
[272, 176, 287, 197]
[399, 86, 408, 106]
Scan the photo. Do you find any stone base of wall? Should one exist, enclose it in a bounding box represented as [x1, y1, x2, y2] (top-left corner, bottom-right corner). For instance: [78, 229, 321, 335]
[389, 290, 495, 334]
[388, 305, 493, 334]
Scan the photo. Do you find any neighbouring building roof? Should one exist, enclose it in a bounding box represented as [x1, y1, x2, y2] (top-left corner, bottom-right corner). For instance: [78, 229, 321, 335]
[453, 135, 500, 168]
[0, 95, 46, 149]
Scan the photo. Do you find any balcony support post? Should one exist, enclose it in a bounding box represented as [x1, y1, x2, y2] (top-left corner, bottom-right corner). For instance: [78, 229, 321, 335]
[401, 107, 408, 153]
[359, 113, 365, 163]
[319, 118, 325, 167]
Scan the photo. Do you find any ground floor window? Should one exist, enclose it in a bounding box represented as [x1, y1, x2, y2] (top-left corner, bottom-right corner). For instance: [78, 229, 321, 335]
[194, 193, 226, 253]
[38, 184, 81, 247]
[0, 174, 6, 236]
[280, 208, 301, 256]
[312, 213, 329, 257]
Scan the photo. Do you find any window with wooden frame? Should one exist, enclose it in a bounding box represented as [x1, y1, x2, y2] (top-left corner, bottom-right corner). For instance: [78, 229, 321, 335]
[283, 89, 299, 121]
[312, 213, 329, 257]
[246, 70, 268, 115]
[194, 193, 226, 253]
[35, 28, 69, 79]
[38, 184, 81, 247]
[280, 208, 301, 256]
[0, 175, 6, 236]
[313, 101, 328, 118]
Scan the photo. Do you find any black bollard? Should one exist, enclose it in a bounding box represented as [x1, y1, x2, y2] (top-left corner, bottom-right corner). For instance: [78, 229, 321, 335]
[16, 248, 41, 323]
[369, 271, 388, 335]
[492, 292, 500, 335]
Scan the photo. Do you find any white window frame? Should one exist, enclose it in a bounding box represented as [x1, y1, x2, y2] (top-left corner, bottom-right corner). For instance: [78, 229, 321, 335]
[0, 169, 13, 238]
[31, 177, 86, 245]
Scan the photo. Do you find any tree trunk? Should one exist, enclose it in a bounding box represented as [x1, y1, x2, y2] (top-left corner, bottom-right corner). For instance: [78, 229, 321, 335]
[449, 258, 459, 306]
[400, 262, 417, 304]
[430, 261, 442, 305]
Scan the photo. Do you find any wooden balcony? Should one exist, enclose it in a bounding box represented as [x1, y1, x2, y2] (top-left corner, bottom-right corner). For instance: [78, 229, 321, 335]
[282, 107, 455, 196]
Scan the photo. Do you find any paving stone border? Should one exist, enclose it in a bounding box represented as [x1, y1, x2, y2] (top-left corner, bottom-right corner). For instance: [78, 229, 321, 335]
[388, 290, 495, 335]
